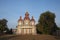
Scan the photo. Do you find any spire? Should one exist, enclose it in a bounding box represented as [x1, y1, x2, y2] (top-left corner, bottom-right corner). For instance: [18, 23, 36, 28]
[32, 16, 34, 19]
[20, 16, 22, 19]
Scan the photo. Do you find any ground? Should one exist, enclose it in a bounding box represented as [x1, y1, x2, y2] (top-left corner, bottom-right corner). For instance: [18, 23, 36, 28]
[0, 34, 60, 40]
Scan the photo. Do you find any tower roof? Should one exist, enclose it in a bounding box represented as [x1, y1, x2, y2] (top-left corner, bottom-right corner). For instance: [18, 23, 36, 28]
[25, 11, 29, 16]
[24, 11, 30, 20]
[31, 16, 35, 22]
[18, 16, 23, 22]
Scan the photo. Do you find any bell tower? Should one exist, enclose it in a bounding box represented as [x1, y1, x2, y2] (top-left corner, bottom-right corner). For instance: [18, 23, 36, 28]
[18, 16, 23, 26]
[31, 16, 35, 26]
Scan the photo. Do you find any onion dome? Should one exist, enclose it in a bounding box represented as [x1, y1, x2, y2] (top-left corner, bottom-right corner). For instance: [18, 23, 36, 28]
[24, 12, 30, 20]
[24, 17, 30, 20]
[18, 16, 23, 22]
[25, 11, 29, 16]
[31, 16, 35, 22]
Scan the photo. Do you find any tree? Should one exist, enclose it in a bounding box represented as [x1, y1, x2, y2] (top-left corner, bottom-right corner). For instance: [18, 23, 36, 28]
[0, 19, 9, 34]
[9, 28, 13, 34]
[36, 11, 59, 35]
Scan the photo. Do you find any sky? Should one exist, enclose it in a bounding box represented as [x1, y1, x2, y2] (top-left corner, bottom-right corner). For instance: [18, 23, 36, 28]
[0, 0, 60, 29]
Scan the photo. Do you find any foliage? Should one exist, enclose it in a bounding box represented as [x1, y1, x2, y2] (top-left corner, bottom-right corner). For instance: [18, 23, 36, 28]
[9, 28, 13, 34]
[36, 11, 59, 35]
[0, 19, 9, 34]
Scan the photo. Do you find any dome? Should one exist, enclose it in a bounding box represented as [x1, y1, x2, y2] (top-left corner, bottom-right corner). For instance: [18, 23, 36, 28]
[25, 11, 29, 16]
[18, 16, 23, 22]
[24, 11, 30, 20]
[31, 16, 35, 22]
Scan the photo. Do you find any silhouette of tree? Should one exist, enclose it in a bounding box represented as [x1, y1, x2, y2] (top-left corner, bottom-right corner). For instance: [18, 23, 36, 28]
[36, 11, 59, 35]
[0, 19, 9, 34]
[9, 28, 13, 34]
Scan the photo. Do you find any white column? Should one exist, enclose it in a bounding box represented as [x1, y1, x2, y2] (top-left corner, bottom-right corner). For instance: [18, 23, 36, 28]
[19, 28, 21, 34]
[24, 29, 25, 34]
[29, 29, 32, 34]
[28, 29, 29, 34]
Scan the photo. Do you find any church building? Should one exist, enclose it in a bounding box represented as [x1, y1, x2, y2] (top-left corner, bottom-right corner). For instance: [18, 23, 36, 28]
[16, 12, 36, 35]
